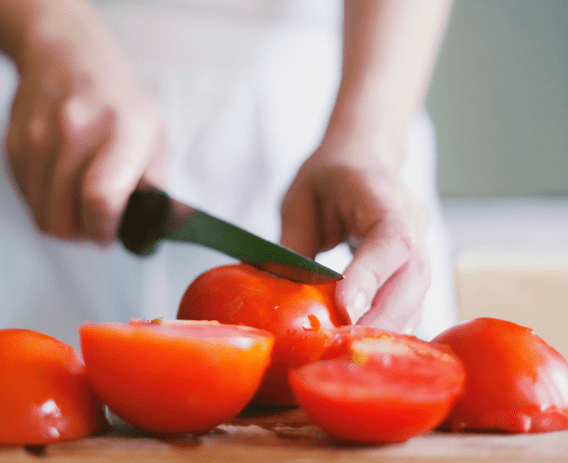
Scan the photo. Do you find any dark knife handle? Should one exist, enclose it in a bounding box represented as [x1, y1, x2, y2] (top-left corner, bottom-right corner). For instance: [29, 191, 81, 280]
[118, 188, 170, 256]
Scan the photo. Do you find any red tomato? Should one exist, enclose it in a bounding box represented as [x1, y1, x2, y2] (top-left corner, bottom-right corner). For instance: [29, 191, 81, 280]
[0, 329, 107, 446]
[431, 317, 568, 433]
[320, 325, 407, 359]
[177, 264, 345, 406]
[289, 328, 465, 443]
[79, 319, 274, 435]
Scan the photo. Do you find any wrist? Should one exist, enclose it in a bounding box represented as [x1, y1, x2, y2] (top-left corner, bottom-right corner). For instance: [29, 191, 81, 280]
[324, 81, 422, 173]
[321, 109, 410, 175]
[15, 0, 102, 72]
[0, 0, 42, 63]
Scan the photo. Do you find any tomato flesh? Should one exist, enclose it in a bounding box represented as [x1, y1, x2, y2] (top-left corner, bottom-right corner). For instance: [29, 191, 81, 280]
[79, 320, 274, 435]
[289, 328, 465, 443]
[432, 317, 568, 433]
[177, 264, 345, 406]
[0, 329, 108, 446]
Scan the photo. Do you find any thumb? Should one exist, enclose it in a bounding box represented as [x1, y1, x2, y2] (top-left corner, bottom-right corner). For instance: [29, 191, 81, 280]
[279, 181, 319, 260]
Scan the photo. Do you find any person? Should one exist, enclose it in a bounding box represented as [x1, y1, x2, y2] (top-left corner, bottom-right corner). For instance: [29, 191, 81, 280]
[0, 0, 457, 347]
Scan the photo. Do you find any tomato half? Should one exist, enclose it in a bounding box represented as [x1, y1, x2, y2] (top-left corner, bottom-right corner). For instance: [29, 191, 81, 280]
[79, 320, 274, 435]
[177, 263, 345, 406]
[431, 317, 568, 433]
[0, 329, 107, 446]
[289, 328, 465, 443]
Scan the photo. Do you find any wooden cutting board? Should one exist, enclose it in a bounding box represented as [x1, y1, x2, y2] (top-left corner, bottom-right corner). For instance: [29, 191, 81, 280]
[2, 407, 568, 463]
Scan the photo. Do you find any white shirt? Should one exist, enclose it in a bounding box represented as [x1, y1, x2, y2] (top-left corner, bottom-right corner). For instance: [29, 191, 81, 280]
[0, 0, 456, 346]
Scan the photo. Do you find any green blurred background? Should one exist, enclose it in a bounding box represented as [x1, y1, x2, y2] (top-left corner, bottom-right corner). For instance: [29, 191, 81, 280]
[428, 0, 568, 198]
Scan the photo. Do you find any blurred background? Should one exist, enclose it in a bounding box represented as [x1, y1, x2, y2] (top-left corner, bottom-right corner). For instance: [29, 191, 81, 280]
[426, 0, 568, 355]
[429, 0, 568, 198]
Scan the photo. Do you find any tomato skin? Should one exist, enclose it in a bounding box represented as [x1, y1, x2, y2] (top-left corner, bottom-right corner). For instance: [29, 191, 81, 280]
[80, 320, 274, 435]
[0, 329, 108, 446]
[289, 328, 465, 444]
[177, 264, 345, 406]
[431, 317, 568, 433]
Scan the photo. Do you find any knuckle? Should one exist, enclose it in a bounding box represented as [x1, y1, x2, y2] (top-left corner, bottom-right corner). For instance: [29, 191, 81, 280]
[358, 257, 388, 293]
[378, 210, 415, 251]
[59, 99, 89, 143]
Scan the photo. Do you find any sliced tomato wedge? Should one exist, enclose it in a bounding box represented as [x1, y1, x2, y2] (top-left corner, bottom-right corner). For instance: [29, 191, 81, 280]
[432, 317, 568, 433]
[289, 328, 465, 444]
[0, 329, 107, 446]
[79, 319, 274, 435]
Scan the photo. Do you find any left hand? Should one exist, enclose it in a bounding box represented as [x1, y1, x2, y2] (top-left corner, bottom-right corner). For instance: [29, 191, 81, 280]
[280, 140, 431, 334]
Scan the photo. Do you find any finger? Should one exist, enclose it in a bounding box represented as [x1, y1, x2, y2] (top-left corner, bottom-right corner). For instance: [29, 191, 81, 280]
[279, 179, 320, 259]
[5, 85, 39, 197]
[5, 104, 29, 194]
[81, 111, 161, 243]
[139, 127, 168, 189]
[47, 97, 112, 239]
[335, 211, 413, 324]
[7, 98, 57, 232]
[356, 249, 431, 334]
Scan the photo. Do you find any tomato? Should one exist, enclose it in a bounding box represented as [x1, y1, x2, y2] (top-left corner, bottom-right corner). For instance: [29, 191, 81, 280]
[79, 319, 274, 435]
[320, 325, 403, 359]
[431, 317, 568, 433]
[0, 329, 107, 446]
[289, 328, 465, 443]
[177, 263, 345, 406]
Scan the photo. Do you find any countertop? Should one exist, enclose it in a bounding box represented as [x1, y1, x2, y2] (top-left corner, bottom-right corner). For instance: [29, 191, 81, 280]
[2, 407, 568, 463]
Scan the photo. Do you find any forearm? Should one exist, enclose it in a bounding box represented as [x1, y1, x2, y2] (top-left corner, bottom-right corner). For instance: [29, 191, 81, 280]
[0, 0, 38, 59]
[325, 0, 453, 171]
[0, 0, 114, 70]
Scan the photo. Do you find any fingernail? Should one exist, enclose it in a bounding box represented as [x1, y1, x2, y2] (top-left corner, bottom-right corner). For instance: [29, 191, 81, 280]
[347, 291, 368, 324]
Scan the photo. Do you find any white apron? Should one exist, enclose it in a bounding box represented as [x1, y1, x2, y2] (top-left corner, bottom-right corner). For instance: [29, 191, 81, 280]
[0, 0, 456, 347]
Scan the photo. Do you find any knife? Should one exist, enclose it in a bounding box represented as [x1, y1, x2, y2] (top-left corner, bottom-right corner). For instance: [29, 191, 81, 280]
[117, 187, 343, 284]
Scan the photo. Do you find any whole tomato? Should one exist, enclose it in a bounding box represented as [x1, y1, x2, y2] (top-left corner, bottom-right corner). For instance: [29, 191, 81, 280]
[432, 317, 568, 433]
[0, 329, 108, 446]
[177, 263, 345, 406]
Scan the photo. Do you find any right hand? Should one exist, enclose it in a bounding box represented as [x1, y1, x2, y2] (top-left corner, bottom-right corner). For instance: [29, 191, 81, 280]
[6, 2, 166, 243]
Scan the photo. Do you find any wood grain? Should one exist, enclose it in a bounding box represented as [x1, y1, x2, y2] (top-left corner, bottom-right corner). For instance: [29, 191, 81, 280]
[1, 407, 568, 463]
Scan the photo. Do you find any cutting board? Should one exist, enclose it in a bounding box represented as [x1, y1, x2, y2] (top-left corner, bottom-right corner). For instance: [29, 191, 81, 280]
[2, 407, 568, 463]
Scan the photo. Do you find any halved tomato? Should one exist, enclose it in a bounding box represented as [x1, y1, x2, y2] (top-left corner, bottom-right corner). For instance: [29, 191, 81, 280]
[431, 317, 568, 433]
[79, 319, 274, 435]
[0, 329, 107, 446]
[177, 263, 345, 406]
[289, 328, 465, 444]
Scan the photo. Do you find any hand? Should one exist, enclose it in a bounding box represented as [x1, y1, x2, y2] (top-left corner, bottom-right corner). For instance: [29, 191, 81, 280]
[278, 0, 451, 333]
[280, 141, 431, 334]
[6, 3, 165, 243]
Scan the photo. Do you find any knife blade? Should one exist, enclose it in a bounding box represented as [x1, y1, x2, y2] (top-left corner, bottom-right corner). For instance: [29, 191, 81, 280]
[117, 187, 343, 284]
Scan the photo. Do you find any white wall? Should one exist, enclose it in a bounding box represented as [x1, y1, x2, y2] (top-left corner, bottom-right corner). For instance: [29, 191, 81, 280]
[427, 0, 568, 198]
